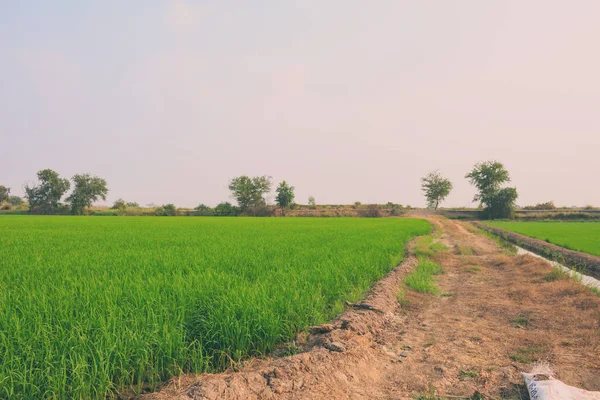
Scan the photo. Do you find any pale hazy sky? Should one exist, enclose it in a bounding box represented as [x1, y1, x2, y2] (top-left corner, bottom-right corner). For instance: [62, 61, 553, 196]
[2, 1, 599, 208]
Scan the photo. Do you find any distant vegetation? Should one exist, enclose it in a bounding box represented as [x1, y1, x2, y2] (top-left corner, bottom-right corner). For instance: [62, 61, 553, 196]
[1, 162, 596, 219]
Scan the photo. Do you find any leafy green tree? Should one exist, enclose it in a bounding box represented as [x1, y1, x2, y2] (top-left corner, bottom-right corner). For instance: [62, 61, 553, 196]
[465, 161, 510, 205]
[214, 202, 239, 216]
[228, 175, 272, 211]
[24, 169, 71, 214]
[0, 186, 9, 202]
[275, 181, 295, 215]
[308, 196, 316, 207]
[421, 170, 453, 209]
[126, 202, 139, 207]
[66, 174, 109, 215]
[465, 161, 518, 219]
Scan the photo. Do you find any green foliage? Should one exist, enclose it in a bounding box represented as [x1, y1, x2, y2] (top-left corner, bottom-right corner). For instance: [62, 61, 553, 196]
[214, 202, 239, 216]
[126, 201, 139, 207]
[0, 185, 9, 202]
[483, 187, 518, 219]
[308, 196, 316, 207]
[275, 181, 295, 215]
[488, 221, 600, 257]
[111, 198, 127, 211]
[465, 161, 518, 219]
[421, 170, 452, 209]
[0, 216, 430, 399]
[194, 203, 214, 216]
[228, 175, 272, 211]
[24, 169, 71, 214]
[66, 174, 109, 215]
[405, 257, 443, 294]
[155, 203, 178, 216]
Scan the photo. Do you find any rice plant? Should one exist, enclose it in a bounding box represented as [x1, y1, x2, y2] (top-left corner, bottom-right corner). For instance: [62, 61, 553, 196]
[0, 216, 430, 399]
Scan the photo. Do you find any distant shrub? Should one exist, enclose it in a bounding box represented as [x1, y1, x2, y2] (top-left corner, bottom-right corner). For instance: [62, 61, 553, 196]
[111, 198, 127, 210]
[8, 196, 24, 206]
[126, 202, 139, 207]
[214, 202, 239, 216]
[1, 203, 12, 211]
[155, 204, 178, 216]
[523, 201, 556, 210]
[194, 204, 214, 216]
[358, 204, 382, 218]
[246, 205, 273, 217]
[584, 205, 597, 210]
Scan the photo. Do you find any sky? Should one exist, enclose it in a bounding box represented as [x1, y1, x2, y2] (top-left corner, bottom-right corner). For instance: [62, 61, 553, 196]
[1, 1, 599, 208]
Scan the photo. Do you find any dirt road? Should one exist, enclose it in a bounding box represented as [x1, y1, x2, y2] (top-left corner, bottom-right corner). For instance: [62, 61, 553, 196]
[145, 217, 600, 400]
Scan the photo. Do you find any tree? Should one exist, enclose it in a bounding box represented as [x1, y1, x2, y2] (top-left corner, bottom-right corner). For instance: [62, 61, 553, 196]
[0, 186, 9, 202]
[24, 169, 71, 214]
[465, 161, 518, 219]
[275, 181, 295, 215]
[214, 202, 239, 216]
[421, 170, 453, 209]
[308, 196, 316, 207]
[66, 174, 109, 215]
[465, 161, 510, 205]
[126, 202, 139, 207]
[228, 175, 272, 211]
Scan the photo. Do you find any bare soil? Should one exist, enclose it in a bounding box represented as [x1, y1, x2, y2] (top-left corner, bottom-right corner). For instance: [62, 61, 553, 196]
[143, 217, 600, 400]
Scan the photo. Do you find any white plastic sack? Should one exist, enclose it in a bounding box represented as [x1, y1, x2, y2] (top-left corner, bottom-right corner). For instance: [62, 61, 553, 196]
[524, 373, 600, 400]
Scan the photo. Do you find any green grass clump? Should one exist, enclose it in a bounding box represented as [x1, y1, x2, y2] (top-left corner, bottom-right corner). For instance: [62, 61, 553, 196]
[509, 345, 544, 363]
[543, 268, 570, 282]
[0, 216, 431, 399]
[488, 221, 600, 257]
[405, 257, 443, 294]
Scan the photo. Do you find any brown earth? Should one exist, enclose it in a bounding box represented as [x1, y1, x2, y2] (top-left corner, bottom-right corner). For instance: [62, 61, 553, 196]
[143, 217, 600, 400]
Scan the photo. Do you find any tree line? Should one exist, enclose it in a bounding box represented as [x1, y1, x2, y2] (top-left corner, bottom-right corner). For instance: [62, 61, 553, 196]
[2, 160, 519, 218]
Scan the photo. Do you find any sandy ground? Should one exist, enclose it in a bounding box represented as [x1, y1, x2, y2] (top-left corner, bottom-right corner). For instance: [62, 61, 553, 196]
[143, 217, 600, 400]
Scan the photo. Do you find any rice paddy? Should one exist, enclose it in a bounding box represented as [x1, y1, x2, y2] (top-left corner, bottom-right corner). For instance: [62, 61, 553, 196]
[0, 216, 430, 399]
[488, 221, 600, 257]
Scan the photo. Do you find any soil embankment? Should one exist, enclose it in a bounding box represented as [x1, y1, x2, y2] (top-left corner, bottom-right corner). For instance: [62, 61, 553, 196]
[145, 218, 600, 400]
[474, 222, 600, 280]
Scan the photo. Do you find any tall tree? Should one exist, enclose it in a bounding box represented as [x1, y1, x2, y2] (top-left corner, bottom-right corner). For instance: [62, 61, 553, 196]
[275, 181, 295, 215]
[66, 174, 108, 215]
[24, 169, 71, 214]
[0, 185, 9, 203]
[421, 171, 452, 209]
[465, 161, 518, 219]
[465, 161, 510, 205]
[228, 175, 272, 211]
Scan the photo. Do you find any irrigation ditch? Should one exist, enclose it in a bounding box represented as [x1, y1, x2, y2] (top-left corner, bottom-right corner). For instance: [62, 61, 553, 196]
[473, 222, 600, 281]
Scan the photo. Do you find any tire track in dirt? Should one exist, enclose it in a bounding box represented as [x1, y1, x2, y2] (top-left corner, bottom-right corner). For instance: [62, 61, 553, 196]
[143, 217, 600, 400]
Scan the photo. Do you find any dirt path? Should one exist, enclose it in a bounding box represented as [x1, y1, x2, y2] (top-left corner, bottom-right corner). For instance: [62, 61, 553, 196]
[144, 218, 600, 400]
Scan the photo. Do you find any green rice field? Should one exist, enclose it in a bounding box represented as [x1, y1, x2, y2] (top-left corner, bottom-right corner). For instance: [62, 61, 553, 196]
[488, 221, 600, 257]
[0, 216, 430, 399]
